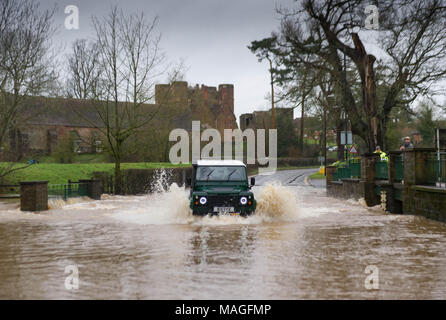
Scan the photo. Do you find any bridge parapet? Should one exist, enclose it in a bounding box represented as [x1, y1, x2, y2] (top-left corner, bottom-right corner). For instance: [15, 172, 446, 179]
[326, 147, 446, 222]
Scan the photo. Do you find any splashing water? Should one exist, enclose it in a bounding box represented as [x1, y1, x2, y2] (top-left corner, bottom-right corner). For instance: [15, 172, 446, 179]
[111, 183, 194, 225]
[38, 170, 301, 225]
[150, 168, 173, 193]
[111, 179, 300, 225]
[254, 182, 300, 222]
[48, 197, 92, 210]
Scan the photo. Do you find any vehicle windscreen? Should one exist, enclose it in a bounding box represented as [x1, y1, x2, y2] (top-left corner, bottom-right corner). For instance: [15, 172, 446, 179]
[196, 166, 247, 182]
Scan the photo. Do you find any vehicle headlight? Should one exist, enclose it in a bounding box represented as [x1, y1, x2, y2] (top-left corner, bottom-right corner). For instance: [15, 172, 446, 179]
[240, 196, 248, 205]
[199, 196, 207, 205]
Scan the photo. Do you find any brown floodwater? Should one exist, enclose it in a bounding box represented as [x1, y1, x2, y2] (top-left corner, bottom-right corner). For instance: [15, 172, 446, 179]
[0, 183, 446, 299]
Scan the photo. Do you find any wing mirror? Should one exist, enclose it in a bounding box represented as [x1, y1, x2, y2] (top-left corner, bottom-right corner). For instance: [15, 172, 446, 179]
[250, 177, 255, 186]
[186, 178, 191, 186]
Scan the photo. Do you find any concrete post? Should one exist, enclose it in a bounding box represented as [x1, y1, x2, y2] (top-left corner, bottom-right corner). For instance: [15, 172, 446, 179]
[387, 151, 402, 184]
[326, 166, 336, 184]
[402, 147, 436, 214]
[360, 153, 379, 182]
[78, 179, 102, 200]
[20, 181, 48, 212]
[90, 179, 102, 200]
[360, 153, 380, 206]
[384, 151, 404, 214]
[325, 165, 337, 197]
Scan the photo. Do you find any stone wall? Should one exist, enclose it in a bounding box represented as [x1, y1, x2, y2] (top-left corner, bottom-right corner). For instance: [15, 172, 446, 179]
[327, 179, 362, 200]
[93, 167, 193, 195]
[403, 186, 446, 221]
[326, 153, 384, 206]
[327, 148, 446, 223]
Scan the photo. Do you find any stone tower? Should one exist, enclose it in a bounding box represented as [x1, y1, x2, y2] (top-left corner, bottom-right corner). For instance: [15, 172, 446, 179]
[154, 81, 238, 135]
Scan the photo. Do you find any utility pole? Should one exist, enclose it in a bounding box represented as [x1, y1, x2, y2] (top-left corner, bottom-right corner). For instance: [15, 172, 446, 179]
[323, 100, 327, 176]
[268, 56, 275, 129]
[324, 93, 335, 175]
[343, 42, 348, 164]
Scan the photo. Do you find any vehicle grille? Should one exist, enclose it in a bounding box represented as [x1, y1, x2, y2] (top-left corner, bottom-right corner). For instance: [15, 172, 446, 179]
[207, 195, 239, 207]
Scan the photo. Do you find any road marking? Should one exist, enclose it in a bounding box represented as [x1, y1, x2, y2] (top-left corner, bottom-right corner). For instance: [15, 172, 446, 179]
[288, 174, 303, 184]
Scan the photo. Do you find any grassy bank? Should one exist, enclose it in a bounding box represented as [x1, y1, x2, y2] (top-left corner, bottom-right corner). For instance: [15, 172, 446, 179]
[276, 165, 320, 171]
[248, 165, 320, 176]
[1, 162, 190, 185]
[309, 172, 325, 179]
[3, 160, 322, 184]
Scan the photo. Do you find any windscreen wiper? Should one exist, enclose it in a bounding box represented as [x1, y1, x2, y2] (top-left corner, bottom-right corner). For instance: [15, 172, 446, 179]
[226, 169, 237, 181]
[206, 169, 215, 181]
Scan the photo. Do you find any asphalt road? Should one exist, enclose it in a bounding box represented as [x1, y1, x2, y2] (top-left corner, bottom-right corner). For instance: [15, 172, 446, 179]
[252, 167, 326, 189]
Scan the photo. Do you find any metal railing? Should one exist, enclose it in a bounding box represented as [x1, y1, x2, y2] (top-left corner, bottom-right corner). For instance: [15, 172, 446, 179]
[0, 184, 20, 198]
[375, 161, 389, 180]
[395, 154, 404, 182]
[425, 152, 446, 187]
[333, 159, 361, 181]
[48, 182, 88, 200]
[335, 167, 352, 180]
[350, 159, 361, 178]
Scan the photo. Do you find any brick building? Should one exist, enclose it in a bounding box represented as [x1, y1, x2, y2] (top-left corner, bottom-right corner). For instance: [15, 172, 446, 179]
[5, 81, 238, 159]
[239, 107, 294, 131]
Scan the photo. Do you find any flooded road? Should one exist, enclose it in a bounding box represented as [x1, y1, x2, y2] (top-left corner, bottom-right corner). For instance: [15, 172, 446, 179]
[1, 169, 446, 299]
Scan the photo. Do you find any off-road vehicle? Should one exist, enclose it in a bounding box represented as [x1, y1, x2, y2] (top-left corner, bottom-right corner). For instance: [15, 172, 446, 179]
[189, 160, 256, 216]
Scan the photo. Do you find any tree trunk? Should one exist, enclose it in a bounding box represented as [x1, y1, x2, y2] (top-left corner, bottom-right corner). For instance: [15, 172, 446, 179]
[114, 141, 122, 194]
[114, 159, 121, 195]
[336, 119, 344, 161]
[299, 94, 305, 153]
[352, 33, 382, 152]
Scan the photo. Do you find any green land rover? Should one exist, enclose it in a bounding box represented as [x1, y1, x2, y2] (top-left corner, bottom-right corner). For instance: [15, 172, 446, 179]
[189, 160, 256, 216]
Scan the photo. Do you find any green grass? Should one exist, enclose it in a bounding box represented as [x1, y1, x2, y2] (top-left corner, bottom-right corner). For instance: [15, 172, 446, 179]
[1, 162, 190, 185]
[248, 165, 319, 176]
[37, 153, 111, 163]
[276, 165, 320, 171]
[309, 172, 325, 179]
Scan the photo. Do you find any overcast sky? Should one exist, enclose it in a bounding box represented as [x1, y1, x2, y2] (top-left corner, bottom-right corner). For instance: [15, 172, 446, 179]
[42, 0, 445, 123]
[42, 0, 296, 123]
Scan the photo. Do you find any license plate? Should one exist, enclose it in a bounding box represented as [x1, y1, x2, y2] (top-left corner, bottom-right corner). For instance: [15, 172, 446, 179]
[213, 206, 235, 213]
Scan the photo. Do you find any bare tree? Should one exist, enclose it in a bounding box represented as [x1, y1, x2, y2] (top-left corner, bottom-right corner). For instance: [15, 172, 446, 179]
[0, 0, 56, 178]
[67, 39, 102, 99]
[252, 0, 446, 152]
[68, 7, 182, 194]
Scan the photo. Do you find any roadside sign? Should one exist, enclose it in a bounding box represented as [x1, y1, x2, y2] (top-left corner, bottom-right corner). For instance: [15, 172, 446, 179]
[349, 145, 358, 154]
[435, 128, 446, 150]
[340, 131, 352, 145]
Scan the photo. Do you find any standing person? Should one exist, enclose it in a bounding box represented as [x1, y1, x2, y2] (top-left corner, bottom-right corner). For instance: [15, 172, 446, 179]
[374, 146, 388, 161]
[400, 136, 414, 151]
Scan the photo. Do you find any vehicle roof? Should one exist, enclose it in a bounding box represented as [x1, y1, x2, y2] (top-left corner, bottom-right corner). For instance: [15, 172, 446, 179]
[195, 160, 246, 167]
